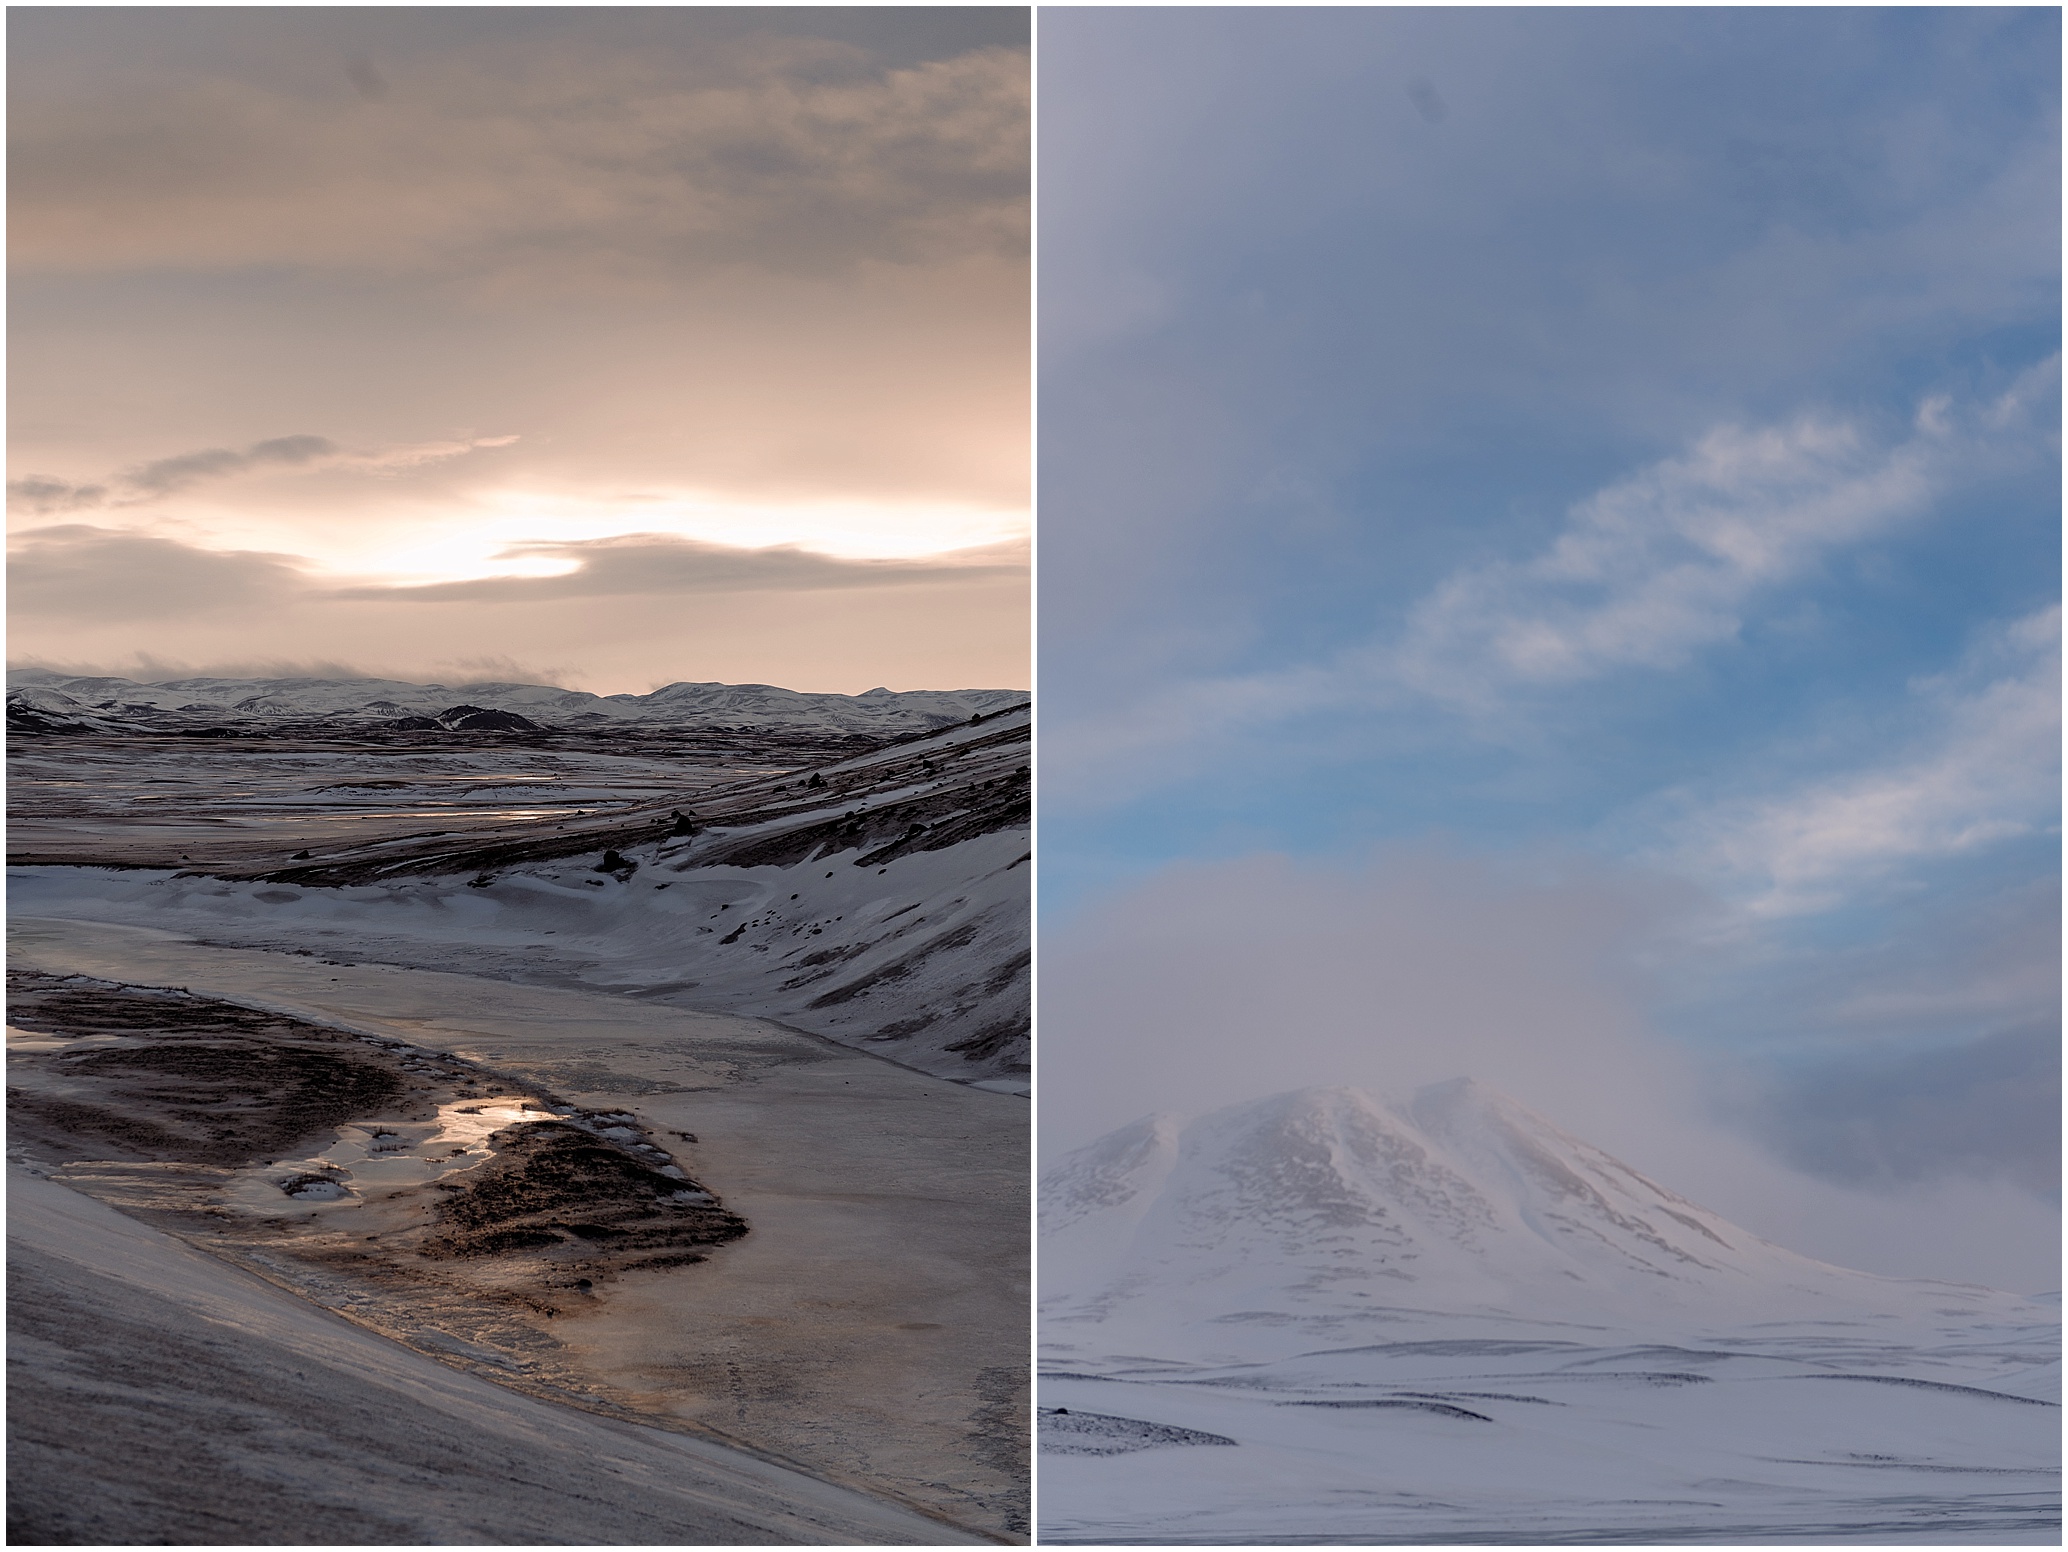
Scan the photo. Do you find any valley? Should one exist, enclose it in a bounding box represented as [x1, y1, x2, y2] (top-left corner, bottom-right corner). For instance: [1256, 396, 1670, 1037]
[8, 672, 1031, 1543]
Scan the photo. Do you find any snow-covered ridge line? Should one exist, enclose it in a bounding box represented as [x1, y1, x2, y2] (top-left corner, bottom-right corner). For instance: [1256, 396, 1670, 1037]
[228, 704, 1030, 888]
[7, 669, 1026, 737]
[9, 707, 1033, 1082]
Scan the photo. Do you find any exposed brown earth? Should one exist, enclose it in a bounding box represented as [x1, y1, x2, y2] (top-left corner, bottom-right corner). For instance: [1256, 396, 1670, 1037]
[422, 1119, 747, 1269]
[7, 970, 748, 1298]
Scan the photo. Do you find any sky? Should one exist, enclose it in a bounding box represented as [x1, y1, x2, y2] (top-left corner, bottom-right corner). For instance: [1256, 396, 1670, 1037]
[1037, 8, 2060, 1290]
[8, 7, 1029, 694]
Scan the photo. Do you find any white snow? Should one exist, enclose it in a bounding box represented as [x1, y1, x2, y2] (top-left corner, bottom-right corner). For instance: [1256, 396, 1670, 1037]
[11, 823, 1027, 1083]
[1040, 1083, 2060, 1543]
[9, 702, 1030, 1082]
[11, 913, 1030, 1538]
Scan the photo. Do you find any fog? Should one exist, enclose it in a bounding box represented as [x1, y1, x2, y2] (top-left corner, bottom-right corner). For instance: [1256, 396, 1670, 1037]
[1038, 846, 2061, 1293]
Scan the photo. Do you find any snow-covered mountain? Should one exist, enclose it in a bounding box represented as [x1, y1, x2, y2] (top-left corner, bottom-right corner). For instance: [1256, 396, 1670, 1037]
[6, 670, 1024, 738]
[1044, 1082, 2040, 1354]
[1039, 1085, 2059, 1544]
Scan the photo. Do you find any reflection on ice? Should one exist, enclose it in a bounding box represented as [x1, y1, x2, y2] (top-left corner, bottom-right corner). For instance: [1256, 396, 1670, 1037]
[231, 1096, 564, 1213]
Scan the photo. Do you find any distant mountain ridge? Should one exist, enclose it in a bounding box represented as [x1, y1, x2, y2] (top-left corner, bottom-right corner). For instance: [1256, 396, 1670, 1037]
[6, 670, 1026, 738]
[1043, 1083, 2036, 1357]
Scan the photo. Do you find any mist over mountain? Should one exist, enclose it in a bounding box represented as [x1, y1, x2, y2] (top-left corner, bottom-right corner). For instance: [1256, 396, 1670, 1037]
[1044, 1082, 2041, 1353]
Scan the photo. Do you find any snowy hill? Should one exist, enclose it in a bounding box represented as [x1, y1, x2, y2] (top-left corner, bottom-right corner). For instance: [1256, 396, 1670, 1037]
[10, 706, 1032, 1085]
[6, 670, 1024, 738]
[1039, 1085, 2059, 1543]
[1043, 1083, 2037, 1352]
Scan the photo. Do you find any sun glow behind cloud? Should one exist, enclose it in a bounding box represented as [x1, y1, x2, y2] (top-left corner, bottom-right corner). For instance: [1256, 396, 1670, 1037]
[67, 486, 1030, 591]
[6, 9, 1029, 692]
[467, 488, 1030, 564]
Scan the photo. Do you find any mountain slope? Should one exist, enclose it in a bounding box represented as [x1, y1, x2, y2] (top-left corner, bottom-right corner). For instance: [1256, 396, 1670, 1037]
[10, 707, 1031, 1085]
[1043, 1083, 2037, 1354]
[1039, 1084, 2059, 1544]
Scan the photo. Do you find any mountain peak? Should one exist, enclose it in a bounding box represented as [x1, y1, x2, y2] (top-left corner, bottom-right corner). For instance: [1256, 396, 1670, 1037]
[1043, 1081, 2024, 1359]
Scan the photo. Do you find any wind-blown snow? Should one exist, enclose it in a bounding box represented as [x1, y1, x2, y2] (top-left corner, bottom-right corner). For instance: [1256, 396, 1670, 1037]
[1041, 1084, 2059, 1543]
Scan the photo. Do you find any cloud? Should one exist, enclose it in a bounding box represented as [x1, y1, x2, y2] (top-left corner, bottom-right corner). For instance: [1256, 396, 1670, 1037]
[1043, 375, 2057, 810]
[9, 651, 392, 685]
[7, 432, 518, 514]
[1038, 845, 1698, 1160]
[5, 476, 111, 515]
[1687, 871, 2061, 1211]
[1393, 369, 2055, 709]
[6, 525, 308, 620]
[1039, 844, 2061, 1288]
[9, 31, 1028, 288]
[357, 435, 521, 472]
[10, 648, 589, 691]
[332, 533, 1026, 602]
[1754, 1020, 2059, 1200]
[1396, 418, 1932, 700]
[7, 524, 1027, 627]
[8, 568, 1029, 701]
[1034, 7, 2057, 728]
[1661, 605, 2060, 916]
[4, 14, 1028, 697]
[125, 434, 338, 495]
[431, 653, 587, 690]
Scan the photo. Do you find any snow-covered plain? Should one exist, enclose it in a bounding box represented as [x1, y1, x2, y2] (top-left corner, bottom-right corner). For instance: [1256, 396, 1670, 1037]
[1039, 1084, 2060, 1544]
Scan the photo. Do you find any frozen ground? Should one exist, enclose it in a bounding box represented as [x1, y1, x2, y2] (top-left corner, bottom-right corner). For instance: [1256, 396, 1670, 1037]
[1038, 1085, 2059, 1544]
[9, 1166, 981, 1546]
[7, 675, 1029, 1542]
[10, 916, 1028, 1540]
[7, 738, 777, 869]
[10, 702, 1030, 1084]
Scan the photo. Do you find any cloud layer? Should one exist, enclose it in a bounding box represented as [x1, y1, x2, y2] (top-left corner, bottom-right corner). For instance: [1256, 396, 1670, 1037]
[338, 534, 1025, 602]
[1660, 606, 2060, 917]
[7, 433, 528, 516]
[12, 28, 1028, 287]
[7, 525, 1027, 695]
[1045, 375, 2059, 814]
[8, 11, 1029, 693]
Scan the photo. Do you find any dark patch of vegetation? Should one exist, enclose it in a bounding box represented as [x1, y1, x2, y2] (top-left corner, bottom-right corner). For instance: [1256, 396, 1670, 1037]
[6, 971, 408, 1167]
[805, 922, 982, 1011]
[944, 1018, 1024, 1063]
[868, 1014, 941, 1041]
[421, 1120, 746, 1273]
